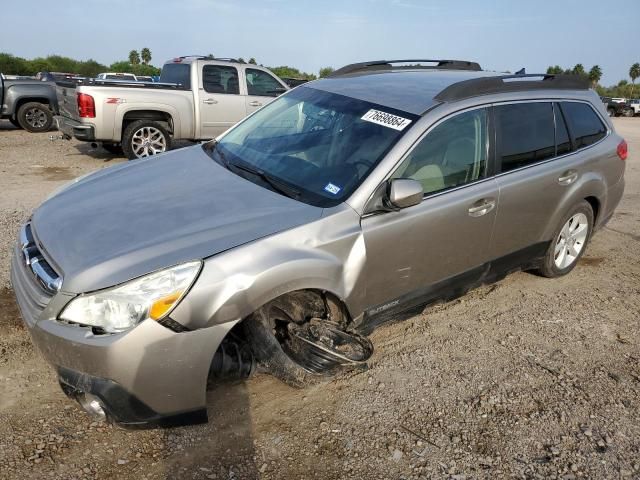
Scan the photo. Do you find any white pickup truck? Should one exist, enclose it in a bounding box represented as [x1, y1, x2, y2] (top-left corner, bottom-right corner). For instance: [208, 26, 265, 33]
[55, 57, 289, 159]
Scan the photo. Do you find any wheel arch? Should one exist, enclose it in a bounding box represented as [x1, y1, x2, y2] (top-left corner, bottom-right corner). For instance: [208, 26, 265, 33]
[541, 174, 605, 241]
[115, 106, 179, 139]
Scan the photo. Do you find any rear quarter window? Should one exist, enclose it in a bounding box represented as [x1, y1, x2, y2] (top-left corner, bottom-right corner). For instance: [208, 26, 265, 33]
[561, 102, 607, 149]
[160, 63, 191, 89]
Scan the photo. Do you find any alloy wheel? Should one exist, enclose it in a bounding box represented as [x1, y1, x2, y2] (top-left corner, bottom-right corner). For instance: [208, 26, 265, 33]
[25, 107, 48, 129]
[131, 126, 167, 158]
[554, 213, 589, 269]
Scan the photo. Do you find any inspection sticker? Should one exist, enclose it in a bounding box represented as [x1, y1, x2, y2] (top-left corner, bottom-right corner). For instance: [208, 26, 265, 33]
[361, 109, 412, 131]
[324, 183, 341, 195]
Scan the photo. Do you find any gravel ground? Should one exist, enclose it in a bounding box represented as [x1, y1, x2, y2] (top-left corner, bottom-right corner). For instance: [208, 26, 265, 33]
[0, 119, 638, 480]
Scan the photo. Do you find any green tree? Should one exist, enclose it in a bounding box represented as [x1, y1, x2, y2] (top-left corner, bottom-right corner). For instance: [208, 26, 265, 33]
[238, 57, 246, 63]
[248, 57, 257, 65]
[546, 65, 563, 74]
[572, 64, 586, 76]
[629, 63, 640, 99]
[269, 65, 316, 80]
[141, 48, 152, 65]
[318, 66, 334, 78]
[588, 65, 602, 87]
[128, 50, 140, 65]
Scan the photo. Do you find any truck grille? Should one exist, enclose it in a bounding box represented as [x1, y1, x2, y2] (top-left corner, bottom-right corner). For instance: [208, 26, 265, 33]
[10, 223, 61, 326]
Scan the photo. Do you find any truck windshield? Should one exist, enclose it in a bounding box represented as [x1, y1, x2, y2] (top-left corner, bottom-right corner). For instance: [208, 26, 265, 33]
[204, 86, 418, 207]
[159, 63, 191, 89]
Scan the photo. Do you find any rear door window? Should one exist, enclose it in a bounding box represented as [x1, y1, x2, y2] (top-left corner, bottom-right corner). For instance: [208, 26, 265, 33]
[495, 102, 555, 172]
[561, 102, 607, 149]
[246, 68, 285, 96]
[202, 65, 240, 94]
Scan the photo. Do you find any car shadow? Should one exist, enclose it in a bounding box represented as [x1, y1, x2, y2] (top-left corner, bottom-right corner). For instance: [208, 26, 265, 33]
[159, 382, 259, 479]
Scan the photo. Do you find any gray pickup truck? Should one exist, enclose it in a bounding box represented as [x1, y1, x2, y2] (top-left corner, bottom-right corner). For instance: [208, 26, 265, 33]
[55, 57, 289, 159]
[0, 74, 58, 132]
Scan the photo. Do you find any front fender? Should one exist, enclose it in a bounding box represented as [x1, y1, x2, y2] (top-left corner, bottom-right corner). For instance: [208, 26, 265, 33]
[170, 207, 367, 330]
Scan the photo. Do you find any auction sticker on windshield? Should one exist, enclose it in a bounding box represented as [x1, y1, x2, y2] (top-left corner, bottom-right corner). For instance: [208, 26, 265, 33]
[361, 109, 412, 131]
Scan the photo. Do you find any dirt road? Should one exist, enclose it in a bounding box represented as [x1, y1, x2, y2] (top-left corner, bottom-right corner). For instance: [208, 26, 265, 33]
[0, 119, 638, 479]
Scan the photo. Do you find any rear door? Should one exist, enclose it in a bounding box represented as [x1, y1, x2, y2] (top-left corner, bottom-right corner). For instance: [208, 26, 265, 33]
[197, 64, 246, 139]
[243, 68, 287, 115]
[488, 101, 605, 261]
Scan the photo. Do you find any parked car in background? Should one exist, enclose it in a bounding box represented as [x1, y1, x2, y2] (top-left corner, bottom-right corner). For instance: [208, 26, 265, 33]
[55, 56, 289, 159]
[136, 75, 154, 82]
[96, 72, 138, 81]
[0, 74, 58, 131]
[36, 72, 78, 82]
[13, 59, 625, 426]
[601, 97, 633, 117]
[628, 99, 640, 116]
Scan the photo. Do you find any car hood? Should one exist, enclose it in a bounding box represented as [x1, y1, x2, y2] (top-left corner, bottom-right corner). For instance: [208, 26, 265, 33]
[31, 146, 323, 293]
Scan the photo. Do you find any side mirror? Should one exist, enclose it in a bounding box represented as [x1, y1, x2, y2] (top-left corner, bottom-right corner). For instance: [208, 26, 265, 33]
[387, 179, 423, 209]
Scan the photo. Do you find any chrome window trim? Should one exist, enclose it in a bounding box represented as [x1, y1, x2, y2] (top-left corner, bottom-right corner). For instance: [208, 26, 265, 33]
[491, 98, 611, 179]
[362, 97, 610, 217]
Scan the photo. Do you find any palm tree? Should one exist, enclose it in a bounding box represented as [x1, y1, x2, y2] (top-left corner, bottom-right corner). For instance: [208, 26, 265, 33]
[128, 50, 140, 65]
[572, 64, 586, 76]
[248, 58, 257, 65]
[141, 48, 151, 65]
[629, 63, 640, 99]
[588, 65, 602, 87]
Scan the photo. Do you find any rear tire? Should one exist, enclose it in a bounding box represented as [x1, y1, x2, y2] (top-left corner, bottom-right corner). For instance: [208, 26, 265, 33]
[607, 108, 615, 117]
[121, 120, 171, 160]
[623, 108, 635, 118]
[17, 102, 53, 132]
[536, 201, 593, 278]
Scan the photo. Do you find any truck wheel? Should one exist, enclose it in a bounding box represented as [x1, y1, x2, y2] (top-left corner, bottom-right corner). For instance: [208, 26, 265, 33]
[122, 120, 171, 160]
[9, 117, 22, 129]
[102, 143, 124, 156]
[536, 200, 593, 278]
[17, 102, 53, 132]
[623, 108, 634, 117]
[607, 108, 615, 117]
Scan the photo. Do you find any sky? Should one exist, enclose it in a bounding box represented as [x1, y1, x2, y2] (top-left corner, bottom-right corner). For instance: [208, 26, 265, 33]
[1, 0, 639, 86]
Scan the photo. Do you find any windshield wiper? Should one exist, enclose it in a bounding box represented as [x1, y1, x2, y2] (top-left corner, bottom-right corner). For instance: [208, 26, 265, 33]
[228, 161, 301, 200]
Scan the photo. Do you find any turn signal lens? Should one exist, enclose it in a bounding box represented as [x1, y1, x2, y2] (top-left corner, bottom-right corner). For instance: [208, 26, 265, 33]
[617, 139, 628, 161]
[150, 291, 183, 320]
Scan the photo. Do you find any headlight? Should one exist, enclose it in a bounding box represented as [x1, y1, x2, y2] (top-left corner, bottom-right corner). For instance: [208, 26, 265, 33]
[59, 261, 201, 333]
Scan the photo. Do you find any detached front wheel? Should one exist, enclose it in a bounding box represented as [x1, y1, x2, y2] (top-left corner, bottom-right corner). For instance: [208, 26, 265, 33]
[122, 120, 171, 160]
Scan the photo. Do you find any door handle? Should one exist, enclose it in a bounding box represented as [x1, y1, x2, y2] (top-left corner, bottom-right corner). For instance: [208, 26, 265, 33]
[468, 198, 496, 217]
[558, 170, 578, 185]
[249, 101, 263, 107]
[203, 98, 218, 105]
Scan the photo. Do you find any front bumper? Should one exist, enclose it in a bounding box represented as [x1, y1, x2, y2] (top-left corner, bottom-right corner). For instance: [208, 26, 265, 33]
[54, 115, 95, 141]
[11, 253, 237, 427]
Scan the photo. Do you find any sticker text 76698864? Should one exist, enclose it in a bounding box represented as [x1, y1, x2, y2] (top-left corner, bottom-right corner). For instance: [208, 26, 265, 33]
[361, 109, 412, 131]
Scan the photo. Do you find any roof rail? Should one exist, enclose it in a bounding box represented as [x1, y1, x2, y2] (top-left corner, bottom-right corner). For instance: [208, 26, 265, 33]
[329, 59, 482, 77]
[172, 55, 244, 63]
[435, 73, 590, 102]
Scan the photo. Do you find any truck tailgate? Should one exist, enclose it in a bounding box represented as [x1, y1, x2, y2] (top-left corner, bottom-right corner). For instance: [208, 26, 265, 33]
[55, 80, 80, 121]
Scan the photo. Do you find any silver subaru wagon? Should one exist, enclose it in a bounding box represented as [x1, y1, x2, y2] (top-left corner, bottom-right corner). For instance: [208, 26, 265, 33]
[11, 59, 626, 427]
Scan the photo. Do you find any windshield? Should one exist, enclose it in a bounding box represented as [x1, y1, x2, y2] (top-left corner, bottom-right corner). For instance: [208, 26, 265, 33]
[203, 86, 418, 207]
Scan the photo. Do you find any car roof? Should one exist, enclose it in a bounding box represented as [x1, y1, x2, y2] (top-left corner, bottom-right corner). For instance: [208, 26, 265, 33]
[306, 68, 589, 116]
